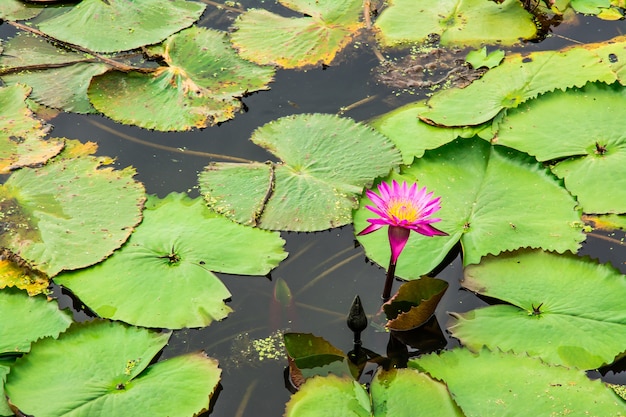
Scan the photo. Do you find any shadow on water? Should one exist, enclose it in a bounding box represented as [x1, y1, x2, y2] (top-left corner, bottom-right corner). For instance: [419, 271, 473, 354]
[3, 7, 626, 416]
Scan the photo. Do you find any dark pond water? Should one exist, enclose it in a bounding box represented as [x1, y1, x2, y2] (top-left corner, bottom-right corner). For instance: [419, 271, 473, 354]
[2, 5, 626, 416]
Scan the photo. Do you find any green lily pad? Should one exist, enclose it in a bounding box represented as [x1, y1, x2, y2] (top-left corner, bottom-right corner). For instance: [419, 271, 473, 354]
[420, 36, 626, 126]
[55, 193, 287, 329]
[450, 249, 626, 369]
[5, 320, 221, 417]
[231, 0, 364, 68]
[0, 0, 42, 20]
[284, 374, 371, 417]
[0, 84, 63, 173]
[371, 368, 464, 417]
[0, 358, 14, 417]
[0, 288, 72, 355]
[383, 277, 448, 331]
[88, 26, 275, 131]
[369, 100, 484, 165]
[465, 47, 505, 69]
[0, 145, 145, 276]
[497, 82, 626, 213]
[374, 0, 537, 48]
[200, 113, 401, 231]
[354, 137, 585, 279]
[35, 0, 206, 53]
[0, 32, 109, 113]
[413, 348, 626, 416]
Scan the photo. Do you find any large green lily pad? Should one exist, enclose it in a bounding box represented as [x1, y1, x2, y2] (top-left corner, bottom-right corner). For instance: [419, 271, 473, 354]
[0, 0, 42, 20]
[231, 0, 364, 68]
[55, 193, 287, 329]
[0, 32, 109, 113]
[354, 137, 585, 279]
[374, 0, 536, 48]
[88, 26, 275, 131]
[497, 82, 626, 214]
[413, 348, 626, 416]
[420, 36, 626, 126]
[200, 113, 401, 231]
[35, 0, 206, 53]
[5, 320, 221, 417]
[0, 145, 145, 276]
[0, 288, 72, 355]
[450, 249, 626, 369]
[0, 84, 63, 173]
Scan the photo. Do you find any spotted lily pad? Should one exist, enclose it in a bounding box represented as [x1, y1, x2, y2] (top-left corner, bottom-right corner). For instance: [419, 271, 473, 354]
[0, 258, 49, 296]
[374, 0, 537, 48]
[497, 82, 626, 214]
[0, 143, 145, 276]
[55, 193, 287, 329]
[5, 320, 221, 417]
[0, 32, 110, 113]
[88, 26, 275, 131]
[420, 36, 626, 126]
[199, 113, 402, 231]
[354, 137, 585, 279]
[413, 348, 626, 416]
[35, 0, 206, 53]
[450, 249, 626, 369]
[231, 0, 364, 68]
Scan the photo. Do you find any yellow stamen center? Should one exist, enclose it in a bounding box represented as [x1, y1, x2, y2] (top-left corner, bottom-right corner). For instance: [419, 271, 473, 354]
[387, 198, 420, 222]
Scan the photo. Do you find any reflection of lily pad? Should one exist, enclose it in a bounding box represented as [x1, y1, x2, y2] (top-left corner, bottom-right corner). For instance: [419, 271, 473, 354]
[199, 114, 401, 231]
[354, 137, 585, 279]
[374, 0, 536, 48]
[88, 26, 275, 131]
[451, 249, 626, 369]
[0, 146, 145, 276]
[0, 84, 62, 173]
[5, 320, 221, 417]
[497, 82, 626, 214]
[420, 36, 626, 126]
[413, 348, 626, 416]
[231, 0, 364, 68]
[55, 193, 287, 329]
[0, 33, 109, 113]
[35, 0, 206, 53]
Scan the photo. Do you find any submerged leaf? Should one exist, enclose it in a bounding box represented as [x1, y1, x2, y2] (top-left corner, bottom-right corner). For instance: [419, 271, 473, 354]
[421, 36, 626, 126]
[451, 249, 626, 369]
[55, 193, 287, 329]
[5, 320, 221, 417]
[35, 0, 206, 53]
[88, 26, 275, 131]
[354, 137, 585, 279]
[0, 146, 145, 276]
[231, 0, 364, 68]
[200, 113, 401, 231]
[0, 288, 72, 355]
[413, 348, 626, 416]
[375, 0, 536, 48]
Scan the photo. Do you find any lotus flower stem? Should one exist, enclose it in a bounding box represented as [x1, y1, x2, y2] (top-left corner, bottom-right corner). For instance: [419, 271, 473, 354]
[382, 259, 397, 301]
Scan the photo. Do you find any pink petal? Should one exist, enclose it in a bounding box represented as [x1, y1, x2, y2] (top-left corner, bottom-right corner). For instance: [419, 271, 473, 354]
[357, 223, 384, 236]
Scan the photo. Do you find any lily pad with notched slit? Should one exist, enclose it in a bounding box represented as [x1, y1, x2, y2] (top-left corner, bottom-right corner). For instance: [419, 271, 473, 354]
[0, 141, 145, 277]
[88, 26, 275, 131]
[5, 320, 221, 417]
[199, 113, 402, 231]
[35, 0, 206, 53]
[54, 193, 287, 329]
[231, 0, 364, 69]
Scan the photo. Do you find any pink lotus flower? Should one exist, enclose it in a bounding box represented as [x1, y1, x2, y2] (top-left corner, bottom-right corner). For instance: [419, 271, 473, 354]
[358, 180, 447, 300]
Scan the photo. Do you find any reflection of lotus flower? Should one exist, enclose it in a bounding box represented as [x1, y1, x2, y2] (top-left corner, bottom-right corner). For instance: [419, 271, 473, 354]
[358, 180, 447, 300]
